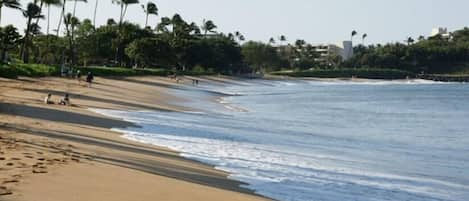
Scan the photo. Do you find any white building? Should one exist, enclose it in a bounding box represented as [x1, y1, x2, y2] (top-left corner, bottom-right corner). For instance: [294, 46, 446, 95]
[431, 27, 451, 38]
[311, 41, 353, 63]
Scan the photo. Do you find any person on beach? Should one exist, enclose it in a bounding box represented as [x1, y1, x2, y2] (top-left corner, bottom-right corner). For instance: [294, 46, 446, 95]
[76, 70, 82, 84]
[86, 72, 94, 88]
[59, 94, 70, 105]
[44, 93, 54, 104]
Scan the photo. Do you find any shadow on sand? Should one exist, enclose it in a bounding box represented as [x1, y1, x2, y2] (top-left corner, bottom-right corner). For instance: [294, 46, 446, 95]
[0, 103, 135, 129]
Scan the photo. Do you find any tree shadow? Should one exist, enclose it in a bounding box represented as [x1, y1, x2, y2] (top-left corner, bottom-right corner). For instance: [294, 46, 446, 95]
[0, 102, 135, 129]
[22, 88, 173, 111]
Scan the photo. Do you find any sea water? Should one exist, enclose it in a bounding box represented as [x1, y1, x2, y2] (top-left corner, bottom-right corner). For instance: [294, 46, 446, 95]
[93, 79, 469, 201]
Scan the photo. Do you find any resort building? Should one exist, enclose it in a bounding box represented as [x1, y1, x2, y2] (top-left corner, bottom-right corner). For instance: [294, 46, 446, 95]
[431, 27, 451, 38]
[277, 41, 354, 67]
[311, 41, 353, 62]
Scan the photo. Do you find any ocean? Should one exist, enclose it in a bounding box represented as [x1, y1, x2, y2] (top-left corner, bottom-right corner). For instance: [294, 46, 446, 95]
[93, 79, 469, 201]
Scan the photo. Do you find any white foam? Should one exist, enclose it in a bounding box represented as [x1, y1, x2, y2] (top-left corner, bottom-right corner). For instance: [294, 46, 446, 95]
[305, 79, 453, 86]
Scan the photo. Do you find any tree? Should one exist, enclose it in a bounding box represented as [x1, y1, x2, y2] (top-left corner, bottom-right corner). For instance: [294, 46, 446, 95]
[112, 0, 139, 65]
[242, 41, 282, 72]
[406, 37, 414, 45]
[20, 2, 44, 63]
[113, 0, 139, 26]
[0, 25, 21, 62]
[201, 19, 216, 36]
[279, 35, 286, 45]
[71, 0, 86, 24]
[269, 37, 275, 45]
[142, 1, 157, 28]
[351, 30, 357, 41]
[63, 12, 80, 65]
[125, 37, 172, 68]
[362, 33, 367, 45]
[41, 0, 62, 36]
[234, 31, 245, 42]
[107, 18, 116, 26]
[0, 0, 21, 25]
[75, 18, 94, 66]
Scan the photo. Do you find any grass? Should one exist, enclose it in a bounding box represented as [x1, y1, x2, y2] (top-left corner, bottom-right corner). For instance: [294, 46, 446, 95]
[79, 66, 171, 76]
[0, 63, 217, 79]
[271, 68, 413, 79]
[0, 63, 60, 78]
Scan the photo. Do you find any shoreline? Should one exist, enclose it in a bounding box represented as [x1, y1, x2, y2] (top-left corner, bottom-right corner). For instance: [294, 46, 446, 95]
[0, 76, 272, 201]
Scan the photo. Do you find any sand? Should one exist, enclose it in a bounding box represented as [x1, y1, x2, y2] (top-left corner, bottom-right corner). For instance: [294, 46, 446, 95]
[0, 76, 272, 201]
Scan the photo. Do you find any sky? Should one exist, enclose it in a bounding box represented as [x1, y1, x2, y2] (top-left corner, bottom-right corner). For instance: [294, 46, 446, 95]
[2, 0, 469, 45]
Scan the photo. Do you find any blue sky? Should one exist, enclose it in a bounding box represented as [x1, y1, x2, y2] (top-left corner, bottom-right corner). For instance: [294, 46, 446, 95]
[2, 0, 469, 44]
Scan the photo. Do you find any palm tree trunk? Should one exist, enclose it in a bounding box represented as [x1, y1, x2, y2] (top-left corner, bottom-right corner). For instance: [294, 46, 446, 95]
[35, 1, 44, 25]
[73, 0, 77, 17]
[115, 3, 124, 66]
[47, 5, 50, 35]
[21, 17, 33, 63]
[145, 13, 149, 27]
[0, 6, 3, 26]
[123, 5, 128, 20]
[93, 0, 98, 28]
[57, 2, 66, 36]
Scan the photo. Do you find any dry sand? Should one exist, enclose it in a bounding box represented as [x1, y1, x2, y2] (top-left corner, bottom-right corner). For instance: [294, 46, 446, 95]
[0, 76, 271, 201]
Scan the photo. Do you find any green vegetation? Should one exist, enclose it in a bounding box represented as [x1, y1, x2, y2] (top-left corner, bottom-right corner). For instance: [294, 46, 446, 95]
[344, 28, 469, 75]
[272, 68, 412, 80]
[0, 63, 176, 78]
[0, 63, 59, 78]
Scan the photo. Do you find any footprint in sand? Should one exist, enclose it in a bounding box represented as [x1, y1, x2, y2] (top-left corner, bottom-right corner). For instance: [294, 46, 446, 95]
[32, 169, 48, 174]
[0, 186, 12, 196]
[2, 179, 19, 184]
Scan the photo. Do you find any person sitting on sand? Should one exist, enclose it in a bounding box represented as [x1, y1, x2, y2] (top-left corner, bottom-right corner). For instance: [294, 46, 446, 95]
[44, 93, 54, 104]
[86, 72, 94, 88]
[59, 94, 70, 105]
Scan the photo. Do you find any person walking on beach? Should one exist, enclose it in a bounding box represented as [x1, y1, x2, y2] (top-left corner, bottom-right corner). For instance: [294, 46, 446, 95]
[86, 72, 94, 88]
[76, 70, 82, 84]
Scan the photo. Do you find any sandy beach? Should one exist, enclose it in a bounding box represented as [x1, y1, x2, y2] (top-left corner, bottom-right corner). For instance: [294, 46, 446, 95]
[0, 76, 272, 201]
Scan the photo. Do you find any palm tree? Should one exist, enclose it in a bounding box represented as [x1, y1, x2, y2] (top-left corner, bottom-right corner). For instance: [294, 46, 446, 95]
[0, 0, 21, 25]
[279, 35, 286, 45]
[201, 19, 216, 36]
[42, 0, 61, 36]
[56, 0, 67, 36]
[112, 0, 139, 65]
[113, 0, 139, 26]
[156, 16, 170, 33]
[351, 30, 358, 41]
[20, 2, 44, 63]
[234, 31, 244, 42]
[418, 35, 425, 41]
[142, 1, 157, 28]
[295, 39, 306, 49]
[406, 37, 415, 45]
[269, 37, 275, 45]
[71, 0, 86, 20]
[63, 12, 79, 64]
[362, 33, 367, 45]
